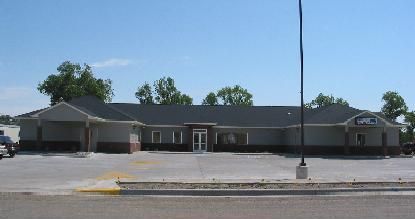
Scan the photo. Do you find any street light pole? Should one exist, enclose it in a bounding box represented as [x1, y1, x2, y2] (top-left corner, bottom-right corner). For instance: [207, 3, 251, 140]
[299, 0, 306, 167]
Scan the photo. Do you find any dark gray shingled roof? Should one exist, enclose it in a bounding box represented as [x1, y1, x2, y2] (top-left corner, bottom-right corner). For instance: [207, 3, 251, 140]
[303, 104, 363, 124]
[110, 103, 303, 127]
[16, 96, 135, 121]
[16, 108, 47, 118]
[18, 96, 401, 127]
[67, 96, 135, 121]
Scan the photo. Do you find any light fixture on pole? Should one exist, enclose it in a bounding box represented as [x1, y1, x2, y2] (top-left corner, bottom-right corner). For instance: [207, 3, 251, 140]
[296, 0, 308, 179]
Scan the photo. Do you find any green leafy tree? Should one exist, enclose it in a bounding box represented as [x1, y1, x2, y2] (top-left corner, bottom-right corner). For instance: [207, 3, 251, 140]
[153, 77, 192, 105]
[135, 82, 154, 104]
[381, 91, 408, 121]
[202, 92, 218, 105]
[179, 94, 193, 105]
[306, 93, 349, 109]
[38, 61, 114, 105]
[216, 85, 253, 106]
[0, 115, 18, 125]
[135, 77, 192, 105]
[335, 97, 349, 106]
[404, 111, 415, 142]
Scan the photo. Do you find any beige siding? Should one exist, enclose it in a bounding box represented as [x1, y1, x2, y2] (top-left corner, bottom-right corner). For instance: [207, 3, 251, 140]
[96, 122, 131, 143]
[143, 127, 189, 144]
[19, 119, 37, 141]
[39, 104, 88, 122]
[304, 126, 344, 146]
[387, 128, 400, 146]
[42, 122, 82, 141]
[213, 128, 282, 145]
[348, 127, 383, 146]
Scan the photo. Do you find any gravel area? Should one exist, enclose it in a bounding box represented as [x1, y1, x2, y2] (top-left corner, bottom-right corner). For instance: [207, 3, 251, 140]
[120, 182, 415, 190]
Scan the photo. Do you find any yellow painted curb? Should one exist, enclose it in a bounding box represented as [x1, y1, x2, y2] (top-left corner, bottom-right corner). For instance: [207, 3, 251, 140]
[75, 187, 121, 195]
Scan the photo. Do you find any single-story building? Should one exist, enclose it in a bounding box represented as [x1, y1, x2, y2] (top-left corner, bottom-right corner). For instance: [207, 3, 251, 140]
[17, 96, 404, 155]
[0, 124, 20, 143]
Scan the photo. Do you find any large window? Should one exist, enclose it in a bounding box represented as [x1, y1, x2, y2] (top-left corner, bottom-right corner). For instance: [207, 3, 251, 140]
[173, 131, 182, 144]
[152, 131, 161, 143]
[217, 132, 248, 145]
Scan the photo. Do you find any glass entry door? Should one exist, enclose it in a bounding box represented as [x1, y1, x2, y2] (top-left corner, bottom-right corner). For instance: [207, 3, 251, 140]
[193, 129, 207, 152]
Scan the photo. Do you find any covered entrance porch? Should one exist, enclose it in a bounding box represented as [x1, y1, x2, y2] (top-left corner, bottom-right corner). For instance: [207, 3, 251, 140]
[184, 123, 217, 153]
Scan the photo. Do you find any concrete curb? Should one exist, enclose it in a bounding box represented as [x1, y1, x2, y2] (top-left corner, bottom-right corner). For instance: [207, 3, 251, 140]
[120, 187, 415, 196]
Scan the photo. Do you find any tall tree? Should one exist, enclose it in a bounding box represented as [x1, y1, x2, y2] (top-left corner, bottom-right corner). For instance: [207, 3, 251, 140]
[381, 91, 408, 121]
[0, 115, 18, 125]
[38, 61, 114, 105]
[202, 92, 218, 105]
[135, 82, 154, 104]
[306, 93, 349, 108]
[404, 111, 415, 142]
[216, 85, 253, 106]
[135, 77, 192, 105]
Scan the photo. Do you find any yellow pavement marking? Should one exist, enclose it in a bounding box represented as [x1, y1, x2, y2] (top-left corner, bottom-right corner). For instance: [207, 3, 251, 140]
[75, 187, 120, 195]
[95, 171, 137, 180]
[130, 160, 161, 165]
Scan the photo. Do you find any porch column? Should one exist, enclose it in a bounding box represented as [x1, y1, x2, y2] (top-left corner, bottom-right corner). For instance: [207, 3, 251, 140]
[187, 127, 193, 152]
[382, 127, 388, 156]
[344, 126, 350, 155]
[36, 119, 43, 151]
[84, 120, 91, 152]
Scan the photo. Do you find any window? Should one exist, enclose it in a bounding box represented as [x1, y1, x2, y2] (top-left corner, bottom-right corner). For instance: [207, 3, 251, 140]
[173, 131, 182, 144]
[152, 131, 161, 143]
[217, 132, 248, 145]
[356, 133, 366, 146]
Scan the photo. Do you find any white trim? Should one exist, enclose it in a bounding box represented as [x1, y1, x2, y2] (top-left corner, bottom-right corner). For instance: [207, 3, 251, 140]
[192, 129, 207, 152]
[172, 131, 182, 144]
[342, 111, 401, 127]
[152, 131, 161, 144]
[215, 132, 249, 145]
[27, 102, 144, 125]
[100, 120, 144, 125]
[33, 102, 90, 118]
[214, 126, 285, 129]
[184, 123, 217, 126]
[15, 117, 37, 120]
[146, 125, 187, 128]
[193, 129, 208, 133]
[285, 123, 344, 128]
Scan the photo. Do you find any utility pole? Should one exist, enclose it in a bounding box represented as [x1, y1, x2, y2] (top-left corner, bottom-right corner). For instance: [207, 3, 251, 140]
[296, 0, 308, 179]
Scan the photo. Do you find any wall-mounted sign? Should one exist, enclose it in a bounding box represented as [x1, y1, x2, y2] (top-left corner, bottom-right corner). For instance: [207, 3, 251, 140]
[355, 117, 378, 125]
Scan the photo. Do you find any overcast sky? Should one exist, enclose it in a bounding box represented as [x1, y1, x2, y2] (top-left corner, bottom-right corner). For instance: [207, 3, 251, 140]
[1, 0, 414, 116]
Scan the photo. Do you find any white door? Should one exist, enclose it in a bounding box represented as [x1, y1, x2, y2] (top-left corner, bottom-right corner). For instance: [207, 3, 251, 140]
[193, 129, 207, 152]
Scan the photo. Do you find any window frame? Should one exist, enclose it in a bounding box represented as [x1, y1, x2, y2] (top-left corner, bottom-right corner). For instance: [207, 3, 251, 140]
[152, 131, 162, 144]
[172, 131, 182, 144]
[216, 132, 249, 145]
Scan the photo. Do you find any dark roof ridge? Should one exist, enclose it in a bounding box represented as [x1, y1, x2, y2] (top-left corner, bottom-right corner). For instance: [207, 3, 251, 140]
[109, 103, 301, 108]
[305, 104, 363, 123]
[105, 103, 138, 121]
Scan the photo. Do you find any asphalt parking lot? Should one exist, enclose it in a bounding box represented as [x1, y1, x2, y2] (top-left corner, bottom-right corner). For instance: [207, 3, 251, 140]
[0, 152, 414, 193]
